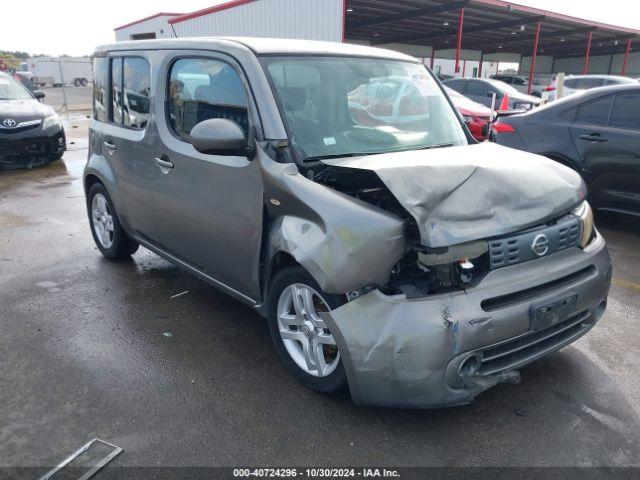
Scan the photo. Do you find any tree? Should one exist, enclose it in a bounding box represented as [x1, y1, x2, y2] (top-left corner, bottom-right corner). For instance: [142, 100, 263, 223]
[0, 53, 20, 70]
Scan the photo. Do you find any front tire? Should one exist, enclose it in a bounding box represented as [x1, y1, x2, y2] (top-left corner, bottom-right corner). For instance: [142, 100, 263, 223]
[87, 183, 139, 259]
[267, 266, 348, 394]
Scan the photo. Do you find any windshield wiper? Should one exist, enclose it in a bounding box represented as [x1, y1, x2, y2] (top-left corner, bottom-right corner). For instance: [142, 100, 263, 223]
[303, 152, 386, 163]
[411, 143, 454, 151]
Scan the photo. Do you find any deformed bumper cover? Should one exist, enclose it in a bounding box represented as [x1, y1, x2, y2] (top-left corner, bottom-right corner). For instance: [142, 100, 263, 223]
[320, 234, 611, 408]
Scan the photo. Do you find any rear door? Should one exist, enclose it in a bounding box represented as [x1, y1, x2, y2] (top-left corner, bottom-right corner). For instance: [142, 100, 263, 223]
[152, 52, 264, 302]
[98, 55, 160, 241]
[569, 92, 640, 212]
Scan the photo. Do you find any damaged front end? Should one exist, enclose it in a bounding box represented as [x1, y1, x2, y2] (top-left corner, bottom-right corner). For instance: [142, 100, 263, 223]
[260, 141, 611, 408]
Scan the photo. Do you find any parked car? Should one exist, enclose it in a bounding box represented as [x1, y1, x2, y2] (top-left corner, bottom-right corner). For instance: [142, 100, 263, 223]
[444, 85, 493, 141]
[545, 74, 637, 101]
[345, 75, 491, 142]
[0, 72, 66, 169]
[85, 38, 611, 409]
[491, 74, 543, 97]
[492, 84, 640, 217]
[445, 78, 541, 111]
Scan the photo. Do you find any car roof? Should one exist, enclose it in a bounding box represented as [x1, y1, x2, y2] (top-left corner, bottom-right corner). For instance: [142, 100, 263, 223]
[565, 74, 634, 81]
[94, 37, 418, 62]
[518, 83, 640, 116]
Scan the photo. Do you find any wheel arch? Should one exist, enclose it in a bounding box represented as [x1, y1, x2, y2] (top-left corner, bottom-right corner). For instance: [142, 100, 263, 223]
[540, 152, 585, 177]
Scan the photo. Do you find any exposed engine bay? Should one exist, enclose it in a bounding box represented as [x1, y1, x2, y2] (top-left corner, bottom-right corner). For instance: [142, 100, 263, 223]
[307, 162, 490, 298]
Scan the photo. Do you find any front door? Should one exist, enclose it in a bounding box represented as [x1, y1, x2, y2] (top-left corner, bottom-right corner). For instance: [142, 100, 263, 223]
[570, 91, 640, 212]
[152, 54, 264, 302]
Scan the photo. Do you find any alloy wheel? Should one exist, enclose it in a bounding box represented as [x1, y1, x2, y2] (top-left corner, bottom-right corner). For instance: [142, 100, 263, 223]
[276, 284, 340, 377]
[91, 193, 114, 249]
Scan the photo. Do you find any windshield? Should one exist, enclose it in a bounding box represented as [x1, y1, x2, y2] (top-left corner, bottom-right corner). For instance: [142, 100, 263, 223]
[0, 74, 33, 100]
[262, 56, 467, 161]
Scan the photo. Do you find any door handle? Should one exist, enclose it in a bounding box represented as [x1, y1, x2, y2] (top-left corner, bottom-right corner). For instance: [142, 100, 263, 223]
[155, 157, 174, 173]
[580, 134, 608, 142]
[103, 141, 117, 152]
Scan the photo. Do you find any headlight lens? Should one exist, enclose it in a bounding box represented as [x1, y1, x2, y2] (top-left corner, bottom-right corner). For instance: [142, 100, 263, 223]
[574, 201, 595, 248]
[43, 114, 61, 130]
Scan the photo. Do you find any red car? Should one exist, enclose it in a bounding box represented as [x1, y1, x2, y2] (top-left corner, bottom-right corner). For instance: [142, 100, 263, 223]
[444, 85, 493, 141]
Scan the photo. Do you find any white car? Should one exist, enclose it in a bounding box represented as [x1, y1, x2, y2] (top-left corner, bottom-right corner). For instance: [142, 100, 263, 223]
[545, 74, 637, 101]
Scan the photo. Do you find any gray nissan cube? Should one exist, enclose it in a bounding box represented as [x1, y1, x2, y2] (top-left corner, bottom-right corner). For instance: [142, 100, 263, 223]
[84, 38, 612, 408]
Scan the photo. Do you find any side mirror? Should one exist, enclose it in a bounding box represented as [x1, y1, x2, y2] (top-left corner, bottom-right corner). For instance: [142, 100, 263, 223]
[34, 90, 45, 100]
[190, 118, 249, 156]
[486, 91, 494, 97]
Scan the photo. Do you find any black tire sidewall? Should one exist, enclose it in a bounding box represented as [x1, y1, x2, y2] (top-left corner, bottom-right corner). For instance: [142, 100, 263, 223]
[267, 266, 348, 394]
[87, 183, 136, 259]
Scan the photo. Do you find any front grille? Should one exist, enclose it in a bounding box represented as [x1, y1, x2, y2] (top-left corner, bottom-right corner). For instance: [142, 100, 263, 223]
[0, 140, 47, 157]
[477, 309, 591, 375]
[489, 214, 581, 269]
[0, 123, 40, 134]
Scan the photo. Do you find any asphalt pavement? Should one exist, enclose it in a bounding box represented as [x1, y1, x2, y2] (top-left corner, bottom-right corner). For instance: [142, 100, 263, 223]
[0, 122, 639, 475]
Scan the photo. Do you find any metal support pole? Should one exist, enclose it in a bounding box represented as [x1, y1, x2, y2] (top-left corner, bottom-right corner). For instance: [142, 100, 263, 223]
[582, 31, 593, 74]
[462, 60, 467, 77]
[528, 22, 541, 95]
[455, 8, 465, 75]
[430, 49, 435, 70]
[621, 38, 632, 76]
[478, 51, 484, 78]
[608, 53, 614, 74]
[57, 61, 69, 116]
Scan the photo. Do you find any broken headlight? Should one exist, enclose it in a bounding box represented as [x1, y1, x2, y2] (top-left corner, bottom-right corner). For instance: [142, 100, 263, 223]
[574, 201, 595, 248]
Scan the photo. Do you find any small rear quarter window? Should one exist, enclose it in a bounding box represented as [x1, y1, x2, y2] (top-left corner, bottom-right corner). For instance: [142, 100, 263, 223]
[93, 58, 108, 122]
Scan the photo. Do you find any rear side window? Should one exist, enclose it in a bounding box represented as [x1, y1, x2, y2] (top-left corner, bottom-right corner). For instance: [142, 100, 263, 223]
[576, 96, 613, 125]
[111, 58, 123, 124]
[467, 81, 490, 96]
[123, 58, 151, 129]
[93, 58, 108, 122]
[109, 56, 151, 129]
[575, 78, 604, 89]
[168, 58, 249, 142]
[445, 80, 467, 94]
[610, 93, 640, 130]
[563, 78, 578, 89]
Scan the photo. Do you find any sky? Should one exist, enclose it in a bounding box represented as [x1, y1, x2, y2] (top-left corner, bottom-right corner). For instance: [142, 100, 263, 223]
[2, 0, 639, 57]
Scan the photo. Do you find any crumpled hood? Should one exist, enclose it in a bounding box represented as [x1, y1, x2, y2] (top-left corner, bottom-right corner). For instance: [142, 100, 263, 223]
[322, 142, 586, 248]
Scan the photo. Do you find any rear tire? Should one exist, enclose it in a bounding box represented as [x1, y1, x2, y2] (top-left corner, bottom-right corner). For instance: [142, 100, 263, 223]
[87, 183, 139, 259]
[267, 266, 348, 394]
[81, 78, 88, 87]
[73, 78, 81, 87]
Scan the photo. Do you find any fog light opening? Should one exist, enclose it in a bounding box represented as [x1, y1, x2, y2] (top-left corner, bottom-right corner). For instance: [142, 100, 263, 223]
[459, 354, 482, 377]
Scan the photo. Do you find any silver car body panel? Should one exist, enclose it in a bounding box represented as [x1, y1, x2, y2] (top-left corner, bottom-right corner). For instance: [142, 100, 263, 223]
[259, 147, 407, 294]
[320, 234, 611, 408]
[85, 38, 612, 408]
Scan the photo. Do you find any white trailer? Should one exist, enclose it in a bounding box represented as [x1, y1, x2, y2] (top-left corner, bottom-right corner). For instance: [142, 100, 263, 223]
[28, 57, 93, 87]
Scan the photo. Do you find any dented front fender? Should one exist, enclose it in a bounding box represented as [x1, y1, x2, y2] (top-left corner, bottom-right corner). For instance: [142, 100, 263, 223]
[259, 146, 406, 294]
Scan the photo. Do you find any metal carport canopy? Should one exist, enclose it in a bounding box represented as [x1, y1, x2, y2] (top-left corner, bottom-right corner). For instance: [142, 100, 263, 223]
[344, 0, 639, 71]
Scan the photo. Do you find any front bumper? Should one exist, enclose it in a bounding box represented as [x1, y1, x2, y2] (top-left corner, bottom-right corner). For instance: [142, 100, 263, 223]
[0, 127, 66, 170]
[322, 233, 611, 408]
